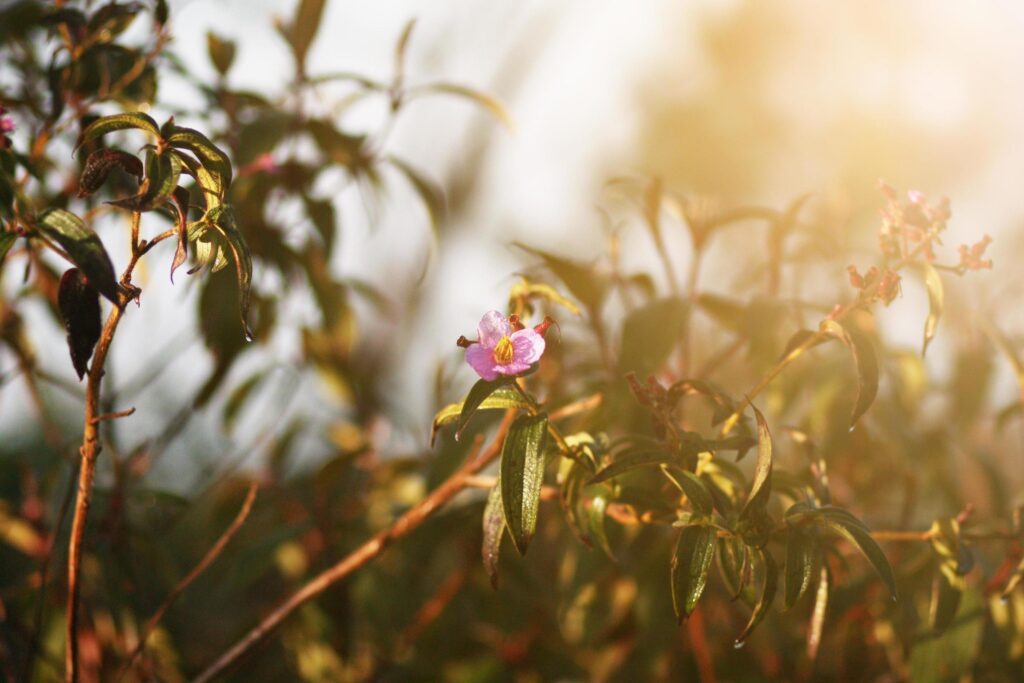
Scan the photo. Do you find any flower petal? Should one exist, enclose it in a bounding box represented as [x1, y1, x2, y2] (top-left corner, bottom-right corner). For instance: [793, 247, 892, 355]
[510, 328, 545, 365]
[477, 310, 510, 348]
[466, 343, 500, 380]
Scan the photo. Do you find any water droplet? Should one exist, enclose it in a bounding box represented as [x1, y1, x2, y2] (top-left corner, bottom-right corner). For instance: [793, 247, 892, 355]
[1000, 595, 1010, 604]
[733, 640, 746, 650]
[848, 424, 856, 434]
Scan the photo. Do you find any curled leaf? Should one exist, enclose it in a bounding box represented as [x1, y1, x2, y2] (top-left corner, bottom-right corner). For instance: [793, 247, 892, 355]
[820, 318, 879, 427]
[169, 186, 191, 282]
[735, 549, 778, 645]
[75, 111, 160, 152]
[77, 148, 143, 197]
[57, 268, 102, 380]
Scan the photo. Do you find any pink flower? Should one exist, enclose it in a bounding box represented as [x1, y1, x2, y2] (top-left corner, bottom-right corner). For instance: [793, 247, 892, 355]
[460, 310, 548, 381]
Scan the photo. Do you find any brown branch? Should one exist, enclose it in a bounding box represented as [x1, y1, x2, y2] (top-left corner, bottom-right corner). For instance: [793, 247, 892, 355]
[192, 412, 516, 683]
[394, 565, 470, 657]
[119, 482, 259, 680]
[65, 212, 142, 683]
[90, 407, 135, 424]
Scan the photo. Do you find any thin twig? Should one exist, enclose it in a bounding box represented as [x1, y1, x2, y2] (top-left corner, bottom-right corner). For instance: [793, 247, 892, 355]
[118, 482, 259, 680]
[192, 413, 516, 683]
[90, 407, 135, 424]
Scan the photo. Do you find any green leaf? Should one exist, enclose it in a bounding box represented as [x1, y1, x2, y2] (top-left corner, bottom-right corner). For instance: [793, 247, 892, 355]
[929, 572, 963, 635]
[586, 494, 614, 558]
[589, 448, 687, 484]
[448, 378, 517, 442]
[431, 385, 527, 445]
[717, 536, 749, 601]
[222, 371, 265, 432]
[821, 516, 897, 600]
[34, 208, 120, 303]
[740, 403, 773, 516]
[204, 205, 252, 340]
[207, 31, 236, 76]
[57, 268, 102, 380]
[386, 155, 444, 234]
[735, 549, 778, 645]
[618, 297, 688, 377]
[413, 82, 514, 132]
[663, 469, 714, 515]
[671, 524, 717, 621]
[514, 243, 607, 313]
[108, 148, 181, 211]
[914, 262, 944, 357]
[500, 413, 549, 555]
[910, 588, 984, 683]
[820, 318, 879, 427]
[76, 112, 160, 152]
[784, 529, 816, 609]
[168, 127, 232, 195]
[481, 479, 505, 589]
[0, 231, 16, 264]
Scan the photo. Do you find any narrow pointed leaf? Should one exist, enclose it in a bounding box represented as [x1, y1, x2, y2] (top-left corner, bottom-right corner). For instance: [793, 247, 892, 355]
[807, 566, 829, 661]
[431, 385, 528, 445]
[740, 403, 773, 516]
[671, 525, 717, 620]
[57, 269, 102, 380]
[169, 186, 191, 282]
[387, 156, 444, 233]
[589, 448, 686, 484]
[914, 262, 944, 357]
[500, 413, 548, 555]
[205, 205, 252, 340]
[34, 208, 120, 303]
[415, 82, 514, 132]
[663, 469, 714, 515]
[453, 377, 515, 441]
[482, 480, 505, 589]
[822, 517, 897, 600]
[821, 318, 879, 426]
[929, 572, 963, 635]
[586, 494, 614, 558]
[735, 549, 778, 645]
[76, 112, 160, 152]
[0, 232, 16, 264]
[784, 529, 816, 609]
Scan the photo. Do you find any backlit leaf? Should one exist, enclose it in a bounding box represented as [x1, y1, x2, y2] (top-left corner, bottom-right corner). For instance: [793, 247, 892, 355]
[500, 413, 548, 555]
[387, 155, 444, 234]
[740, 403, 772, 516]
[451, 378, 517, 442]
[735, 549, 778, 645]
[76, 112, 160, 152]
[820, 318, 879, 427]
[431, 385, 527, 445]
[414, 82, 514, 132]
[914, 262, 944, 357]
[784, 529, 816, 609]
[168, 126, 232, 195]
[821, 516, 897, 600]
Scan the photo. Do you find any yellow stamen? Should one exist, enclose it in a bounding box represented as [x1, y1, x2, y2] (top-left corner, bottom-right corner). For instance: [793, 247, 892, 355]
[493, 336, 514, 364]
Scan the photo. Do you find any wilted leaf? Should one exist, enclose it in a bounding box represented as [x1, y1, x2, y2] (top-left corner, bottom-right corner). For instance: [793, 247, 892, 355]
[108, 148, 181, 211]
[482, 479, 504, 589]
[784, 529, 816, 609]
[500, 413, 548, 555]
[820, 318, 879, 427]
[671, 524, 716, 621]
[169, 185, 190, 282]
[431, 384, 527, 445]
[618, 297, 688, 377]
[58, 268, 102, 380]
[34, 208, 120, 303]
[205, 205, 252, 339]
[77, 148, 142, 197]
[735, 549, 778, 645]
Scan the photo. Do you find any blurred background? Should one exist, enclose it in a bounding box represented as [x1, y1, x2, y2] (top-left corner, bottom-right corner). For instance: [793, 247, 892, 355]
[3, 0, 1022, 488]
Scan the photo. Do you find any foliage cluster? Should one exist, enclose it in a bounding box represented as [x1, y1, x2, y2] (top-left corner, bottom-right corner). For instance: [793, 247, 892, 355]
[1, 2, 1022, 682]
